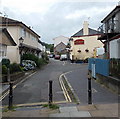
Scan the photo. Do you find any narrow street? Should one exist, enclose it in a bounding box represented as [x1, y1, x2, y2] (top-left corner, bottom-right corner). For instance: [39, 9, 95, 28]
[2, 59, 81, 105]
[2, 59, 118, 106]
[65, 67, 118, 105]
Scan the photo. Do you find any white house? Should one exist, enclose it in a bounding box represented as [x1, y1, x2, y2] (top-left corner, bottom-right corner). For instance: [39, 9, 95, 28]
[0, 16, 43, 63]
[0, 28, 16, 61]
[69, 21, 103, 60]
[53, 36, 69, 47]
[110, 35, 120, 58]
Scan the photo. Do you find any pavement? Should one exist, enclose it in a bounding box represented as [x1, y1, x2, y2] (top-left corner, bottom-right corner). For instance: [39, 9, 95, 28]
[2, 103, 119, 117]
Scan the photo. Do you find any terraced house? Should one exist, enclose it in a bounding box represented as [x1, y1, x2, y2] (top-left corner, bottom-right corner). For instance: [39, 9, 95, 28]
[0, 16, 43, 63]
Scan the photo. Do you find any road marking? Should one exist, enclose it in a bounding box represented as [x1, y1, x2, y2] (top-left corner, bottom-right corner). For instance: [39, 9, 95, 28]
[59, 73, 72, 103]
[1, 101, 68, 108]
[59, 74, 69, 102]
[63, 74, 81, 104]
[61, 78, 72, 102]
[63, 61, 65, 66]
[92, 88, 97, 93]
[17, 72, 37, 85]
[0, 71, 37, 101]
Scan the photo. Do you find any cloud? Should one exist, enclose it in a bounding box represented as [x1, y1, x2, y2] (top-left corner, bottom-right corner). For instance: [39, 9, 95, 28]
[65, 6, 114, 20]
[1, 1, 118, 43]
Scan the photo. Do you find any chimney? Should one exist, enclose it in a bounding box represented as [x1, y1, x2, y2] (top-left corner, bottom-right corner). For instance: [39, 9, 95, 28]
[83, 21, 89, 35]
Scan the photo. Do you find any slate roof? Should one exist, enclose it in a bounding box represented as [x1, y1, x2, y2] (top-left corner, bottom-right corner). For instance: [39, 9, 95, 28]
[0, 16, 40, 38]
[72, 28, 102, 37]
[0, 28, 17, 46]
[101, 5, 120, 23]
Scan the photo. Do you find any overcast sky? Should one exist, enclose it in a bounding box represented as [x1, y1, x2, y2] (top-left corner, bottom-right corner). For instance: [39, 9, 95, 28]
[0, 0, 119, 43]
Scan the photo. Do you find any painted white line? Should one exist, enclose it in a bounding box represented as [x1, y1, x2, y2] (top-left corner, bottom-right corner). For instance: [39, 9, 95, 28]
[92, 88, 97, 93]
[0, 71, 37, 101]
[63, 61, 65, 66]
[17, 72, 37, 86]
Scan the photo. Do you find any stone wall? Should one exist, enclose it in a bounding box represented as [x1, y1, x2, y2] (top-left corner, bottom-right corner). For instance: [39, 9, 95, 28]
[88, 70, 120, 94]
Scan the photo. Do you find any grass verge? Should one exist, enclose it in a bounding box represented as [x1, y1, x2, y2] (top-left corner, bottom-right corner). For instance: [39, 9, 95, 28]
[42, 103, 59, 110]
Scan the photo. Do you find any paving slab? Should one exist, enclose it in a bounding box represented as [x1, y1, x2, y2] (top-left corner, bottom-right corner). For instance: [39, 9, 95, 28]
[70, 111, 91, 117]
[49, 112, 70, 117]
[77, 105, 97, 111]
[89, 110, 118, 117]
[95, 103, 118, 110]
[60, 106, 78, 113]
[49, 111, 91, 117]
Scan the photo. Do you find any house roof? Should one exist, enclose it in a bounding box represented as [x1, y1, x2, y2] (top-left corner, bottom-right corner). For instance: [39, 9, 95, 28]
[53, 35, 69, 40]
[101, 5, 120, 23]
[0, 28, 17, 46]
[0, 16, 40, 38]
[19, 43, 41, 52]
[54, 42, 66, 48]
[72, 28, 102, 37]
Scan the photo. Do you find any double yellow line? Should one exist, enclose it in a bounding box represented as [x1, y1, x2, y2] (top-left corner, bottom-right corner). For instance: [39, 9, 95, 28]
[59, 74, 72, 102]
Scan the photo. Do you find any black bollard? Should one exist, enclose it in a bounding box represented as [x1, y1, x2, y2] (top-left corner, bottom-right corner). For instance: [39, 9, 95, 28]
[7, 68, 10, 82]
[49, 80, 53, 106]
[88, 77, 92, 104]
[8, 83, 13, 110]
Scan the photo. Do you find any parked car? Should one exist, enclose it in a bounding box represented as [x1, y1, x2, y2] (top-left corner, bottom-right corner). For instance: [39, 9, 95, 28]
[49, 54, 54, 58]
[22, 60, 36, 71]
[54, 55, 60, 59]
[60, 54, 67, 61]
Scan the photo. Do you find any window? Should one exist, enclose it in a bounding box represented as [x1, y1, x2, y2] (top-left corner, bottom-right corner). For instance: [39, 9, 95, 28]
[85, 49, 89, 52]
[20, 28, 26, 37]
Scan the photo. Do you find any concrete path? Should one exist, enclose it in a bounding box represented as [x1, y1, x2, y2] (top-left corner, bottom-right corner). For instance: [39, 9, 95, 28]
[49, 106, 91, 117]
[2, 103, 119, 117]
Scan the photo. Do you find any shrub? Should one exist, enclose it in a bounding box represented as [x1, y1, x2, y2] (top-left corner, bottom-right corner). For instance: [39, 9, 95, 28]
[9, 63, 23, 74]
[2, 65, 8, 74]
[22, 53, 49, 68]
[2, 59, 10, 68]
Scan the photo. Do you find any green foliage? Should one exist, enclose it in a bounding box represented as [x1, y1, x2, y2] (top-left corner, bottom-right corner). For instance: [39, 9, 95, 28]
[49, 104, 59, 109]
[1, 58, 10, 68]
[42, 104, 59, 110]
[42, 53, 49, 62]
[9, 63, 23, 74]
[42, 42, 54, 52]
[2, 65, 8, 74]
[22, 53, 48, 68]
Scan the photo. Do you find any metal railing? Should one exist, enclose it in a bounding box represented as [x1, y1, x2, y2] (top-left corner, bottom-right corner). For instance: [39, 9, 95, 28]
[97, 20, 120, 33]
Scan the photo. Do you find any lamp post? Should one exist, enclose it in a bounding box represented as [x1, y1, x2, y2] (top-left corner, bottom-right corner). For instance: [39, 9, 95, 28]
[19, 37, 24, 65]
